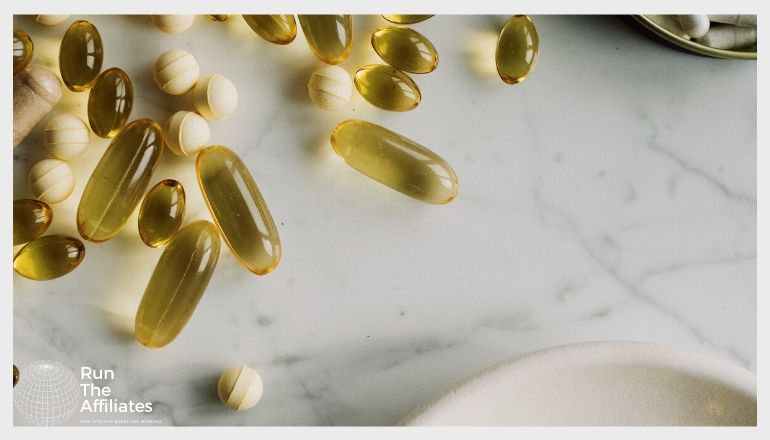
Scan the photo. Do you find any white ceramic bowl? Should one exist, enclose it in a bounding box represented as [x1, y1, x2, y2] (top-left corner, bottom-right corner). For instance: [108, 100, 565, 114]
[403, 341, 756, 426]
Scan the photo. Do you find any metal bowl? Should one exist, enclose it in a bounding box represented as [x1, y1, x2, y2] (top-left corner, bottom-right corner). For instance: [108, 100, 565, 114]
[629, 15, 756, 60]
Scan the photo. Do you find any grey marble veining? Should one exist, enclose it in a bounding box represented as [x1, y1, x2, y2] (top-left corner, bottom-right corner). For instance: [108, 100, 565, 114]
[13, 14, 755, 426]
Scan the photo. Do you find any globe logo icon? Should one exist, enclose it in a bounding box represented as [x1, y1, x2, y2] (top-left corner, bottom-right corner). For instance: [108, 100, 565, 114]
[14, 361, 81, 426]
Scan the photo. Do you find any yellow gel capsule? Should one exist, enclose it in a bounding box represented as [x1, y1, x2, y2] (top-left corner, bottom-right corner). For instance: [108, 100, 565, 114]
[298, 15, 353, 64]
[196, 146, 280, 275]
[138, 179, 186, 248]
[134, 220, 220, 348]
[87, 67, 134, 138]
[13, 28, 34, 76]
[382, 15, 434, 24]
[59, 20, 104, 92]
[354, 64, 421, 112]
[13, 235, 85, 281]
[207, 15, 229, 22]
[495, 15, 539, 85]
[13, 199, 53, 246]
[371, 26, 438, 74]
[330, 120, 458, 204]
[77, 119, 164, 242]
[242, 15, 297, 45]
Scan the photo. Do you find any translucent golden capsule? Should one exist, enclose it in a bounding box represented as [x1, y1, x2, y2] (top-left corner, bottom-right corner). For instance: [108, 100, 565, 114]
[87, 67, 134, 138]
[138, 180, 186, 248]
[330, 120, 458, 204]
[196, 146, 280, 275]
[382, 15, 434, 24]
[495, 15, 539, 85]
[242, 15, 297, 45]
[298, 15, 353, 64]
[134, 220, 220, 348]
[13, 199, 53, 246]
[354, 64, 421, 112]
[371, 26, 438, 74]
[13, 235, 85, 281]
[13, 28, 33, 76]
[77, 119, 164, 242]
[59, 20, 104, 92]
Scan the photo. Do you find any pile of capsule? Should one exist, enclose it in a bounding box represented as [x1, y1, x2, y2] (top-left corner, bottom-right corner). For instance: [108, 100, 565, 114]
[12, 15, 539, 355]
[656, 15, 756, 50]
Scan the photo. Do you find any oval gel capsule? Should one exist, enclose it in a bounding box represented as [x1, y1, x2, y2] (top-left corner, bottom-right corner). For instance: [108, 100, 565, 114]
[138, 180, 186, 248]
[330, 120, 458, 204]
[88, 67, 134, 138]
[677, 15, 710, 39]
[495, 15, 539, 85]
[13, 199, 53, 246]
[77, 119, 164, 242]
[372, 26, 438, 74]
[13, 28, 33, 76]
[354, 64, 421, 112]
[59, 20, 104, 92]
[13, 235, 85, 281]
[298, 15, 353, 64]
[196, 146, 280, 275]
[134, 220, 220, 348]
[242, 15, 297, 45]
[382, 15, 434, 24]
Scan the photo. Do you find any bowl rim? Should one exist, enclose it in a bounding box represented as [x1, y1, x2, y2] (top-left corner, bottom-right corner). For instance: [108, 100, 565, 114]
[401, 340, 757, 425]
[631, 15, 756, 60]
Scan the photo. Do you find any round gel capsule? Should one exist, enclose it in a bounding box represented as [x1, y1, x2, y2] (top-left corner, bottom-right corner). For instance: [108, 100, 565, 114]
[13, 28, 33, 76]
[13, 199, 53, 246]
[192, 74, 238, 120]
[354, 64, 421, 112]
[88, 67, 134, 138]
[151, 15, 195, 34]
[138, 180, 186, 248]
[43, 114, 90, 160]
[217, 365, 264, 411]
[308, 65, 353, 110]
[13, 235, 85, 281]
[28, 159, 75, 204]
[36, 15, 71, 26]
[59, 20, 104, 92]
[153, 49, 200, 96]
[163, 111, 210, 156]
[495, 15, 539, 85]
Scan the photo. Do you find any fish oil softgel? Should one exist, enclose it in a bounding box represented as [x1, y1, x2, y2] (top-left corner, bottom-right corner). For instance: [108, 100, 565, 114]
[330, 120, 458, 204]
[242, 15, 297, 45]
[196, 146, 281, 275]
[134, 220, 220, 348]
[207, 15, 230, 22]
[59, 20, 104, 92]
[13, 199, 53, 246]
[13, 235, 85, 281]
[13, 28, 33, 76]
[354, 64, 421, 112]
[77, 119, 164, 242]
[298, 15, 353, 64]
[371, 26, 438, 74]
[138, 180, 186, 248]
[382, 15, 434, 24]
[495, 15, 539, 85]
[88, 67, 134, 138]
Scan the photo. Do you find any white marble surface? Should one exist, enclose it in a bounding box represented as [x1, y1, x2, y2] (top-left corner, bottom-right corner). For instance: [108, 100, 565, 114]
[12, 15, 756, 426]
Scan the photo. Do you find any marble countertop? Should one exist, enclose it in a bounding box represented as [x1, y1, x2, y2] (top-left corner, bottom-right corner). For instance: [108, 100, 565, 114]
[13, 15, 756, 426]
